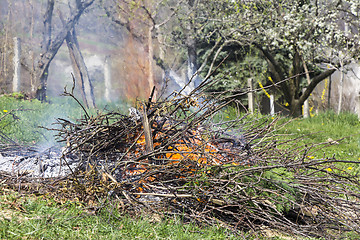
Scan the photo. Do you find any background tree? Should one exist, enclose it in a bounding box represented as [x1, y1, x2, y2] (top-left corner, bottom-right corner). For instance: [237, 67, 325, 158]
[101, 0, 160, 100]
[101, 0, 209, 98]
[36, 0, 95, 102]
[59, 2, 96, 108]
[178, 0, 360, 116]
[1, 0, 358, 116]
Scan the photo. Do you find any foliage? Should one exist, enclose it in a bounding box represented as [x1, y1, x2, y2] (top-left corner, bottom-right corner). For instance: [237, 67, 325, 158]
[171, 0, 360, 116]
[202, 48, 269, 102]
[261, 167, 298, 213]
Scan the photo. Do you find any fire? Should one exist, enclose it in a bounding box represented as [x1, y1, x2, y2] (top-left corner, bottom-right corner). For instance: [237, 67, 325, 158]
[124, 127, 240, 191]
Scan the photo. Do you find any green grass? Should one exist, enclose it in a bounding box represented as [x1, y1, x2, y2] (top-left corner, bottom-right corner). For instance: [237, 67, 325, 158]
[273, 111, 360, 173]
[0, 190, 258, 240]
[0, 94, 84, 144]
[217, 106, 360, 162]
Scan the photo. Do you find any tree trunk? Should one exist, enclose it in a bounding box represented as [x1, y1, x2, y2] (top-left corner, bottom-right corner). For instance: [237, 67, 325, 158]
[2, 1, 12, 89]
[66, 30, 88, 108]
[289, 99, 302, 117]
[65, 28, 96, 108]
[186, 36, 198, 87]
[36, 0, 54, 102]
[255, 44, 336, 117]
[27, 0, 36, 93]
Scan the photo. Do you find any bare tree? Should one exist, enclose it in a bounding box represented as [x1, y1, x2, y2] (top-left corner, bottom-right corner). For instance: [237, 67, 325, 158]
[66, 28, 96, 108]
[0, 0, 13, 90]
[59, 3, 96, 108]
[35, 0, 95, 102]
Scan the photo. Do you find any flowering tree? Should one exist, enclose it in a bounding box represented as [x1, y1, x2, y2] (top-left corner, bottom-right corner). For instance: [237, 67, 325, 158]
[188, 0, 360, 116]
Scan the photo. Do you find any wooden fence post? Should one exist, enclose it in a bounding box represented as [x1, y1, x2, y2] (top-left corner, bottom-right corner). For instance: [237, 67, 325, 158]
[303, 88, 309, 118]
[247, 78, 254, 113]
[12, 37, 21, 92]
[270, 94, 275, 116]
[337, 69, 344, 115]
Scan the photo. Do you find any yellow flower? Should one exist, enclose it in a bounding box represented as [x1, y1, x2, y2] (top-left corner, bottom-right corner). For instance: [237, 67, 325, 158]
[226, 116, 230, 118]
[326, 168, 332, 172]
[307, 156, 315, 159]
[3, 110, 8, 113]
[284, 102, 289, 107]
[347, 167, 352, 170]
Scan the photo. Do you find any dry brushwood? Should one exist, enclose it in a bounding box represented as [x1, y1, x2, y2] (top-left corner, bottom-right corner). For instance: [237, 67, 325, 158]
[44, 77, 360, 239]
[2, 76, 360, 239]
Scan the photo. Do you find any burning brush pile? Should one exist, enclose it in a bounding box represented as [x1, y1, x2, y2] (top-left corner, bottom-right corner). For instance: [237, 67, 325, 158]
[46, 84, 360, 239]
[3, 82, 360, 238]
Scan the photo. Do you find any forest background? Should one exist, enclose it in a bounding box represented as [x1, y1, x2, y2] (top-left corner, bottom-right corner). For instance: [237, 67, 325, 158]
[0, 0, 360, 116]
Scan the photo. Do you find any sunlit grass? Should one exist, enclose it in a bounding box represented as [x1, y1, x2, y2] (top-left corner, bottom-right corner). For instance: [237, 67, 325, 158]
[0, 190, 251, 240]
[275, 111, 360, 161]
[217, 106, 360, 173]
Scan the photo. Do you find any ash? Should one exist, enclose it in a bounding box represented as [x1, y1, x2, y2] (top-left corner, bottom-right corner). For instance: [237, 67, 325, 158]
[0, 145, 78, 178]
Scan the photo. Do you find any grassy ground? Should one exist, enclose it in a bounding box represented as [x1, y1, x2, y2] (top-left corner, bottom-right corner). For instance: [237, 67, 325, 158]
[0, 189, 254, 240]
[1, 95, 360, 239]
[274, 110, 360, 174]
[0, 94, 83, 144]
[221, 106, 360, 168]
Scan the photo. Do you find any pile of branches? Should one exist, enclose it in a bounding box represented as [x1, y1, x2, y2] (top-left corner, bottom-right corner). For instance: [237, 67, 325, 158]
[43, 82, 360, 238]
